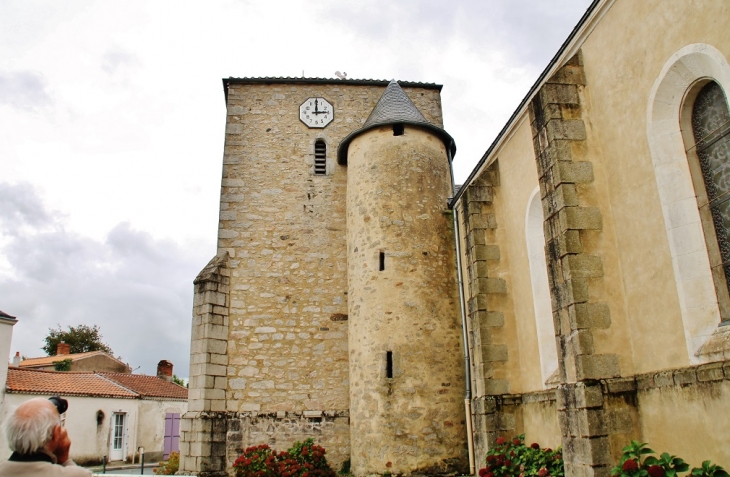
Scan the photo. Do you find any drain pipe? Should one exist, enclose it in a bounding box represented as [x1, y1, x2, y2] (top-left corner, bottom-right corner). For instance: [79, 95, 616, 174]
[447, 145, 475, 475]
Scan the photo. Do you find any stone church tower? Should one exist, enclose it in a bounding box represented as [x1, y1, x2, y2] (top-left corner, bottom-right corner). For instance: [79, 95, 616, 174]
[179, 78, 467, 476]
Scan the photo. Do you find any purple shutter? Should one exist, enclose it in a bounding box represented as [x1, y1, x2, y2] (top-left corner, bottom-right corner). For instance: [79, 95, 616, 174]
[163, 414, 173, 459]
[171, 414, 180, 453]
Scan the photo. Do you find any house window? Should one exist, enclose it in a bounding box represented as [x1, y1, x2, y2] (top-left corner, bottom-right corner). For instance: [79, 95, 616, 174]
[690, 81, 730, 324]
[314, 140, 327, 175]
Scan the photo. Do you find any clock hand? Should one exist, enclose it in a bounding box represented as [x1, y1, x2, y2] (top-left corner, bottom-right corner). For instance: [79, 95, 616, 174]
[314, 98, 319, 113]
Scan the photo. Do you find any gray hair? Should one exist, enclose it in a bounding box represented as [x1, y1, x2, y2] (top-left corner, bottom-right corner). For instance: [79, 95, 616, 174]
[5, 398, 60, 454]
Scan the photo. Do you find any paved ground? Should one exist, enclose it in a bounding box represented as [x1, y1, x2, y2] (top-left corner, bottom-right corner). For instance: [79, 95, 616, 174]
[89, 463, 158, 475]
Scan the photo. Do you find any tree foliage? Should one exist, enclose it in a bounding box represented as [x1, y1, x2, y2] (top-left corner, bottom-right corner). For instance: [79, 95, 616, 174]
[42, 324, 113, 356]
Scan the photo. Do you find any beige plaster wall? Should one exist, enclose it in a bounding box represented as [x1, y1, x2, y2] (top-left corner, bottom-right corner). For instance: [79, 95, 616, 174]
[346, 125, 466, 475]
[219, 82, 444, 414]
[639, 379, 730, 467]
[136, 399, 187, 461]
[579, 0, 730, 373]
[489, 118, 556, 394]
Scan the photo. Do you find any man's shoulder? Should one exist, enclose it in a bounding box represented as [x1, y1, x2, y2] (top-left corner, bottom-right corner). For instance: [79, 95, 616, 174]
[0, 459, 93, 476]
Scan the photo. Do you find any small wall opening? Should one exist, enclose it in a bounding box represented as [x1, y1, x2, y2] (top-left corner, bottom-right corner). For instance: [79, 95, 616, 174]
[379, 252, 385, 271]
[393, 124, 404, 136]
[386, 351, 393, 378]
[314, 140, 326, 175]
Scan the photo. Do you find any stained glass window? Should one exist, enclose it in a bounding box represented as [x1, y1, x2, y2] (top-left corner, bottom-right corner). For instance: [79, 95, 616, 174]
[692, 81, 730, 323]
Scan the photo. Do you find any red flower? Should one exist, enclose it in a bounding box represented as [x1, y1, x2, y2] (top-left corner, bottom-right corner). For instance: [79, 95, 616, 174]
[648, 466, 665, 477]
[531, 443, 541, 449]
[504, 460, 512, 468]
[496, 437, 507, 445]
[622, 460, 639, 472]
[538, 467, 549, 477]
[513, 438, 522, 445]
[486, 455, 497, 464]
[479, 468, 488, 477]
[485, 473, 494, 477]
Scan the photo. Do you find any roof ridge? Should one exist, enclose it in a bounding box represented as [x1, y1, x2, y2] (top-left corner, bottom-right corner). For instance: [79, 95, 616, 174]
[94, 372, 141, 397]
[362, 79, 430, 129]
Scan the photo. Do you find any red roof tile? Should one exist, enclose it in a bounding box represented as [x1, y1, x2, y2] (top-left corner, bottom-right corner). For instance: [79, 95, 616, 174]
[99, 373, 188, 400]
[19, 351, 127, 368]
[6, 368, 137, 398]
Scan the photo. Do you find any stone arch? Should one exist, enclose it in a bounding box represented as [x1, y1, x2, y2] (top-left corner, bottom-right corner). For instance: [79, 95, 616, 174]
[647, 43, 730, 361]
[525, 187, 558, 385]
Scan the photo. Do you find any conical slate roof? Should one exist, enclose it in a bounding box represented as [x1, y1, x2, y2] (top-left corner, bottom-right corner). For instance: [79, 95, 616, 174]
[337, 80, 456, 164]
[362, 80, 431, 128]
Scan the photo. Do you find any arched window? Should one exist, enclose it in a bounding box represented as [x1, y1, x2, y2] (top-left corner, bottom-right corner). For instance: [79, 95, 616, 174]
[525, 188, 558, 385]
[314, 139, 327, 175]
[690, 81, 730, 324]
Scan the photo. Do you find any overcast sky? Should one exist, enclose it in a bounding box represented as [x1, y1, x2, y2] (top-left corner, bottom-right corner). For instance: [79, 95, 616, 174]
[0, 0, 593, 377]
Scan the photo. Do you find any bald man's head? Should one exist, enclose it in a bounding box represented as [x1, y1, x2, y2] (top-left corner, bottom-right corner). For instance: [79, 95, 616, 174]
[5, 398, 61, 455]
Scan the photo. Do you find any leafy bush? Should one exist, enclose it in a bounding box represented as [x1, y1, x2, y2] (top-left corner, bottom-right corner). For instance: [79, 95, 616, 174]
[233, 439, 336, 477]
[478, 435, 564, 477]
[612, 441, 729, 477]
[154, 451, 179, 475]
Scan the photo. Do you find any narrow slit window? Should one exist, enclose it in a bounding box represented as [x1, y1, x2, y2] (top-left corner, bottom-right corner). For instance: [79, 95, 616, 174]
[379, 252, 385, 271]
[386, 351, 393, 378]
[393, 124, 404, 136]
[314, 140, 327, 175]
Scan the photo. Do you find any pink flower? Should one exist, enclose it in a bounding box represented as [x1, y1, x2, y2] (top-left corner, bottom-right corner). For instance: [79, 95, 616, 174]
[538, 467, 549, 477]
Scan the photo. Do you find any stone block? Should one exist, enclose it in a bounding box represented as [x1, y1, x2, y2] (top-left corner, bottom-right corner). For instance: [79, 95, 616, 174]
[466, 229, 487, 247]
[482, 344, 508, 362]
[484, 379, 510, 395]
[607, 408, 634, 433]
[674, 368, 697, 385]
[576, 354, 620, 381]
[604, 377, 636, 393]
[483, 277, 507, 294]
[552, 184, 579, 213]
[697, 362, 724, 382]
[547, 64, 587, 86]
[560, 207, 602, 231]
[654, 371, 674, 387]
[469, 214, 493, 230]
[466, 185, 493, 204]
[636, 373, 655, 390]
[557, 382, 603, 410]
[471, 259, 490, 278]
[541, 83, 580, 106]
[566, 329, 595, 356]
[468, 294, 488, 313]
[208, 339, 228, 355]
[577, 408, 607, 437]
[565, 278, 590, 305]
[547, 119, 586, 142]
[562, 254, 604, 279]
[485, 311, 505, 327]
[569, 303, 611, 330]
[555, 161, 594, 185]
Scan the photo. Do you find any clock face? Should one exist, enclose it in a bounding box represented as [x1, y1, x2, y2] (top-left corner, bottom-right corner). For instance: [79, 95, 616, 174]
[299, 97, 334, 128]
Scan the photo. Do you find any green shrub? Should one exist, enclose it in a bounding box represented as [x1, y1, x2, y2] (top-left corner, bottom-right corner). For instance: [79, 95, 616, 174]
[612, 441, 729, 477]
[478, 434, 564, 477]
[154, 451, 179, 475]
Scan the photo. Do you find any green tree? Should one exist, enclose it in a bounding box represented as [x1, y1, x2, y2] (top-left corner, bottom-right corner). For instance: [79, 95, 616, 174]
[172, 375, 186, 387]
[42, 324, 113, 355]
[53, 358, 73, 371]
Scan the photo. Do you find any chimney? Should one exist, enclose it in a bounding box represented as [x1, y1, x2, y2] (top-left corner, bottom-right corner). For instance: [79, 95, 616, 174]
[56, 342, 70, 356]
[12, 352, 20, 367]
[157, 360, 173, 382]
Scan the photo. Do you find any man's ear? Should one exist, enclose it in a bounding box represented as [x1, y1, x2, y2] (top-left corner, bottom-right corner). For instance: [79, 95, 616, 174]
[47, 425, 62, 449]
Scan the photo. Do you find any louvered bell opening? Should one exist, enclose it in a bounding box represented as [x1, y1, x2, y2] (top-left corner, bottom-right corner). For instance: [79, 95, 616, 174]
[314, 140, 327, 175]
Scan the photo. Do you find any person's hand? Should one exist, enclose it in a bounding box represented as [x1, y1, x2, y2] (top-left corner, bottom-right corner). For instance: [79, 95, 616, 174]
[49, 425, 72, 464]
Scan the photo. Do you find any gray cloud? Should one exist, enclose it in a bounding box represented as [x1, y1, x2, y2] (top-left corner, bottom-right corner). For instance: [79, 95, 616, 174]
[0, 182, 206, 377]
[0, 70, 53, 112]
[325, 0, 594, 71]
[0, 183, 55, 232]
[101, 46, 141, 75]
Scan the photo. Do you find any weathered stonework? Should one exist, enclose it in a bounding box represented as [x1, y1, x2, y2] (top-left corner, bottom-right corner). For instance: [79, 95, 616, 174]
[182, 79, 463, 476]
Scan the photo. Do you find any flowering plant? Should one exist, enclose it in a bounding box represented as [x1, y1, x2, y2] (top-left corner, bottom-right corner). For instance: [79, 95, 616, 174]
[611, 441, 728, 477]
[478, 435, 564, 477]
[233, 439, 336, 477]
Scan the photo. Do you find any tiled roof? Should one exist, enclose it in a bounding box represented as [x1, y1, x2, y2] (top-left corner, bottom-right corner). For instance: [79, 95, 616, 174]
[19, 351, 126, 368]
[223, 76, 442, 89]
[6, 368, 137, 398]
[98, 373, 188, 400]
[337, 80, 456, 164]
[362, 80, 431, 129]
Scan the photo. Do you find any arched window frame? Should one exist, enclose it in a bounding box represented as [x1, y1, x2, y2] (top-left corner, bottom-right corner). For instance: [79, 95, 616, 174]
[647, 43, 730, 362]
[309, 137, 332, 176]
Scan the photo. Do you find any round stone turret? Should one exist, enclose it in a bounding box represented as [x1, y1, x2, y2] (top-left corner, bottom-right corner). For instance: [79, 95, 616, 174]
[340, 80, 467, 475]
